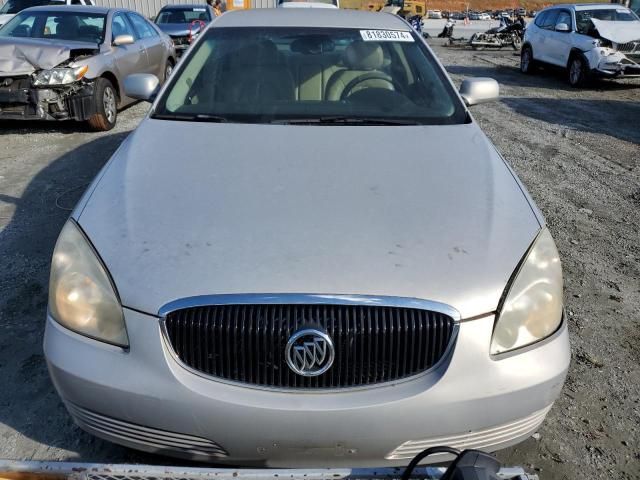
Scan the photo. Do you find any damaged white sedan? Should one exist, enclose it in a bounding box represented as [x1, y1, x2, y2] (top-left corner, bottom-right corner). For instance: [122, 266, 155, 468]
[0, 5, 176, 130]
[521, 3, 640, 87]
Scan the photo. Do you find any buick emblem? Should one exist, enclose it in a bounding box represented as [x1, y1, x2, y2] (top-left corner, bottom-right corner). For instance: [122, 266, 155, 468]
[285, 329, 335, 377]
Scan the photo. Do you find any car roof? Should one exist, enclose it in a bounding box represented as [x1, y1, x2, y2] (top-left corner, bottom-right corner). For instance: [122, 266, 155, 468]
[23, 5, 112, 13]
[213, 8, 410, 30]
[543, 3, 631, 10]
[159, 3, 211, 9]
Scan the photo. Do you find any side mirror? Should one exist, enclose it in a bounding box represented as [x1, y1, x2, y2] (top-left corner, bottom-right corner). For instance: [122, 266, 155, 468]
[555, 22, 570, 32]
[113, 34, 135, 46]
[459, 77, 499, 106]
[124, 73, 160, 102]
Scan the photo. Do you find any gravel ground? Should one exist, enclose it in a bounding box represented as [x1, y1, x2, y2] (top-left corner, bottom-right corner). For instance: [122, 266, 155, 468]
[0, 41, 639, 479]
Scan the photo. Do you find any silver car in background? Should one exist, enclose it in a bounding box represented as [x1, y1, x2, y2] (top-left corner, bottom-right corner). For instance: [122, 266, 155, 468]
[154, 4, 215, 56]
[44, 9, 570, 467]
[0, 5, 175, 130]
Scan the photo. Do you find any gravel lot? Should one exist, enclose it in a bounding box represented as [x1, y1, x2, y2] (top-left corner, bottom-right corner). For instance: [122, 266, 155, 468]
[0, 40, 638, 479]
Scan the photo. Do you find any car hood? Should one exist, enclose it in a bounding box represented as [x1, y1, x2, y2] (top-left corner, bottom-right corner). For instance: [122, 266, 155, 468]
[77, 120, 541, 319]
[592, 18, 640, 44]
[0, 37, 98, 76]
[156, 23, 202, 37]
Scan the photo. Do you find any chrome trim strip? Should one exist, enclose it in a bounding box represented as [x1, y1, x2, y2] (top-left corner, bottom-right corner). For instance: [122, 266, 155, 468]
[158, 293, 461, 321]
[158, 293, 460, 393]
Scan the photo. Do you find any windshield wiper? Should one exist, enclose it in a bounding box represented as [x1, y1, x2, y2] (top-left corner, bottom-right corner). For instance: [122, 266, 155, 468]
[272, 116, 422, 126]
[152, 113, 230, 123]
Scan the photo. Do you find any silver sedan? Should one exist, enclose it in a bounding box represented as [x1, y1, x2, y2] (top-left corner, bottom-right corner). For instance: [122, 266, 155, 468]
[44, 8, 570, 467]
[0, 5, 176, 130]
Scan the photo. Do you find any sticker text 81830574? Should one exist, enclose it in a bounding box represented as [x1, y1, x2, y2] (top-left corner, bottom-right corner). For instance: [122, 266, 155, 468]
[359, 30, 414, 42]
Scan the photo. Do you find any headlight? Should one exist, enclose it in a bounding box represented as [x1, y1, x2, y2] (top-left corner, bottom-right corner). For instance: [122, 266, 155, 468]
[49, 220, 128, 347]
[33, 65, 88, 86]
[490, 228, 563, 355]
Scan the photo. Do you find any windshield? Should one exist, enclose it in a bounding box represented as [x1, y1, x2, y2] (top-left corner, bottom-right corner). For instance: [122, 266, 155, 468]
[154, 27, 466, 125]
[156, 7, 211, 24]
[0, 11, 106, 43]
[0, 0, 62, 14]
[576, 8, 640, 34]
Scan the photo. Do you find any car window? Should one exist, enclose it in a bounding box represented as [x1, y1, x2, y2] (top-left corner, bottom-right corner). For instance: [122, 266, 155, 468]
[0, 10, 106, 42]
[0, 0, 64, 14]
[127, 12, 158, 39]
[112, 12, 135, 40]
[533, 11, 548, 28]
[71, 0, 82, 4]
[156, 7, 212, 24]
[540, 10, 559, 29]
[155, 27, 467, 125]
[555, 10, 572, 30]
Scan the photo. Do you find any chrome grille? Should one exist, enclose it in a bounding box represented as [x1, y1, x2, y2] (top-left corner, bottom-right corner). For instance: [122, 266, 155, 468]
[616, 41, 640, 57]
[163, 303, 456, 389]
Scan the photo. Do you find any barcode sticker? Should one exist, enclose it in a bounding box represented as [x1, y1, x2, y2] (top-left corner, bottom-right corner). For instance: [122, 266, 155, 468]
[360, 30, 414, 42]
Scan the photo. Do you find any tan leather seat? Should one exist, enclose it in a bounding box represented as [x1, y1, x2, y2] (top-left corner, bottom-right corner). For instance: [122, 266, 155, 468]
[325, 42, 394, 101]
[289, 38, 341, 101]
[226, 40, 295, 104]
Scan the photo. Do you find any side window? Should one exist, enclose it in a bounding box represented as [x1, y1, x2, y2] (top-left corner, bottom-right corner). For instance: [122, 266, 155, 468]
[112, 12, 135, 41]
[9, 15, 35, 37]
[555, 10, 572, 30]
[541, 10, 559, 29]
[127, 13, 157, 39]
[44, 16, 58, 36]
[534, 11, 548, 27]
[71, 0, 82, 4]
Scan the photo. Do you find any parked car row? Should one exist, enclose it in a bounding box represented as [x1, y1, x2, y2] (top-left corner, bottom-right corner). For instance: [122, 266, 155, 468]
[442, 8, 536, 21]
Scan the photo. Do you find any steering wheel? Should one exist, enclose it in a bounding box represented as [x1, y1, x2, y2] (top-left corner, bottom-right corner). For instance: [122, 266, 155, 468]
[340, 72, 401, 101]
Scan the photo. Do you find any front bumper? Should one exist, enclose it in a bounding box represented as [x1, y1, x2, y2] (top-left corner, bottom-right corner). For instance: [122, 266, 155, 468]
[588, 50, 640, 78]
[0, 80, 96, 121]
[44, 309, 570, 467]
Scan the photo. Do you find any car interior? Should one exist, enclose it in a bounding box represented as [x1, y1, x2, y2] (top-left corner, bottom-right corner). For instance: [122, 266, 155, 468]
[162, 29, 458, 122]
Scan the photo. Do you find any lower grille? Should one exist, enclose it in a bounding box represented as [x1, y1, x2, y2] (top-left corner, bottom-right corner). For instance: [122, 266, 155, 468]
[163, 302, 456, 389]
[386, 405, 553, 459]
[66, 402, 227, 457]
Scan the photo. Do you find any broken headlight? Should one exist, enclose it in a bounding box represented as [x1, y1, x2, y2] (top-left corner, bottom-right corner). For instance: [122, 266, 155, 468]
[33, 65, 88, 86]
[49, 220, 128, 347]
[490, 228, 563, 355]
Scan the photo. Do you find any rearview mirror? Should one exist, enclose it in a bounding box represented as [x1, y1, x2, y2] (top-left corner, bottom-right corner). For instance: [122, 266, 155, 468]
[124, 73, 160, 102]
[459, 78, 499, 106]
[555, 23, 570, 32]
[113, 34, 135, 46]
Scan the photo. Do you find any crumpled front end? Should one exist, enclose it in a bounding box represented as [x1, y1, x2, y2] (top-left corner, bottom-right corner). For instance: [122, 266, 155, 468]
[0, 74, 96, 121]
[586, 18, 640, 78]
[0, 40, 101, 121]
[586, 44, 640, 78]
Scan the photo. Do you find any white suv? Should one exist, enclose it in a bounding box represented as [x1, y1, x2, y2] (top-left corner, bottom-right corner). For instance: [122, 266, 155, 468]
[520, 3, 640, 86]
